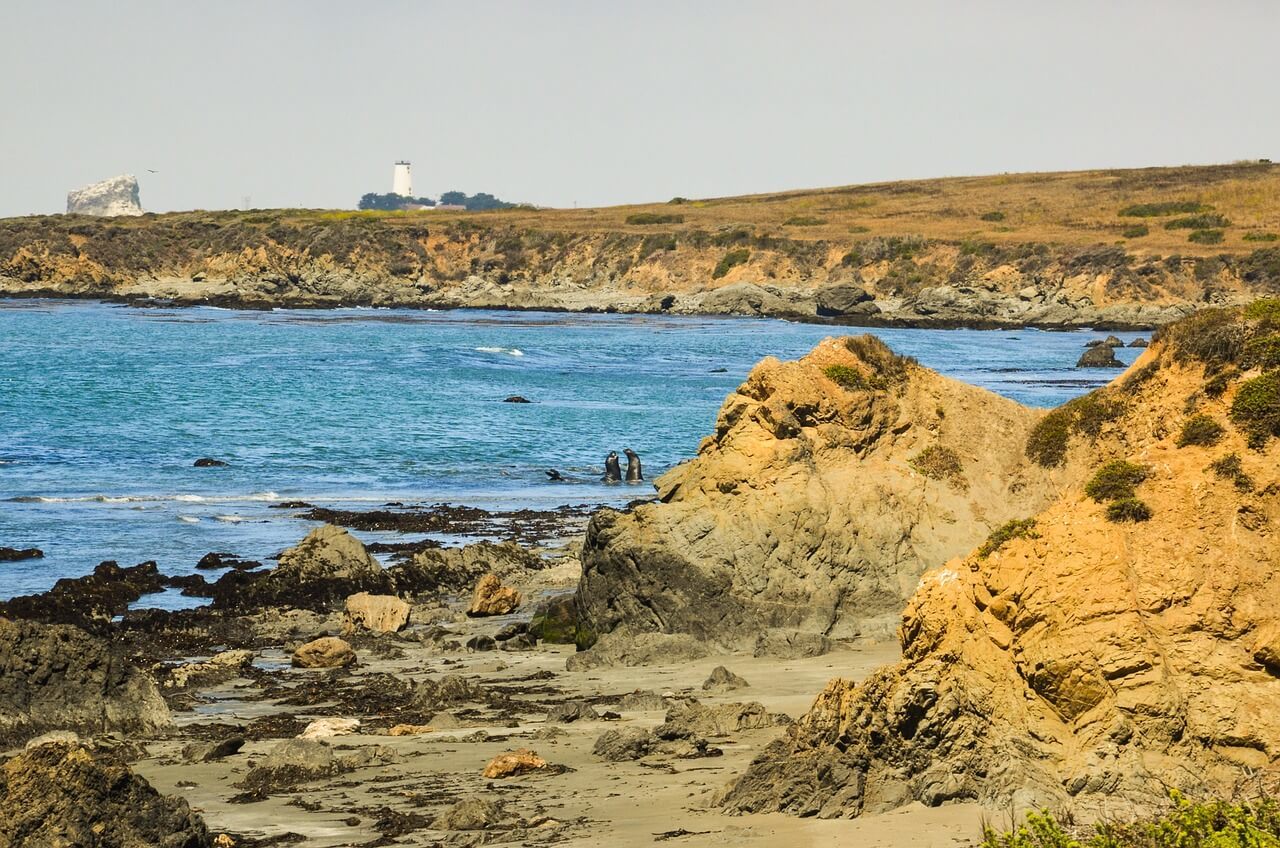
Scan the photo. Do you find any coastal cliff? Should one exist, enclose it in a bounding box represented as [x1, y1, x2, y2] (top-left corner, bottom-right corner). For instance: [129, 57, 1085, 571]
[719, 300, 1280, 816]
[4, 163, 1280, 327]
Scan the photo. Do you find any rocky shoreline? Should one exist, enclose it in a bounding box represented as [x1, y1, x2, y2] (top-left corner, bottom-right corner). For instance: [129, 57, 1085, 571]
[3, 301, 1280, 845]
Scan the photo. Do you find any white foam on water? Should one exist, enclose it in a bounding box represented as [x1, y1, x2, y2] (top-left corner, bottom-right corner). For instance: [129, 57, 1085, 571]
[474, 346, 525, 356]
[5, 491, 281, 505]
[178, 516, 201, 524]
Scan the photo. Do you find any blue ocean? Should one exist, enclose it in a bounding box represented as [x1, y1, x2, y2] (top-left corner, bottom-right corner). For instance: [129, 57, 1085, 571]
[0, 300, 1144, 607]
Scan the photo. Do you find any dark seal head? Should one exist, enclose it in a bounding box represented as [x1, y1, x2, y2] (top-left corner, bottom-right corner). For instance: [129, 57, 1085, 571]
[624, 448, 643, 482]
[603, 452, 622, 483]
[545, 469, 564, 482]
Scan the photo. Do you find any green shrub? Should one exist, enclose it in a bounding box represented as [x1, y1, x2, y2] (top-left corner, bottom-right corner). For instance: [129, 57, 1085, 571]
[980, 797, 1280, 848]
[1085, 460, 1149, 502]
[1244, 297, 1280, 324]
[1025, 393, 1127, 467]
[638, 233, 677, 259]
[1176, 414, 1225, 447]
[1165, 213, 1231, 230]
[1121, 223, 1149, 238]
[976, 518, 1039, 559]
[1243, 334, 1280, 370]
[783, 215, 826, 226]
[1243, 231, 1278, 242]
[841, 235, 928, 266]
[1209, 452, 1254, 492]
[1156, 307, 1247, 365]
[711, 248, 750, 279]
[909, 445, 965, 487]
[1106, 497, 1152, 522]
[668, 197, 689, 205]
[1188, 228, 1225, 244]
[980, 211, 1006, 222]
[823, 364, 867, 391]
[1204, 368, 1237, 398]
[1230, 371, 1280, 447]
[1118, 200, 1207, 218]
[626, 212, 684, 225]
[842, 335, 915, 387]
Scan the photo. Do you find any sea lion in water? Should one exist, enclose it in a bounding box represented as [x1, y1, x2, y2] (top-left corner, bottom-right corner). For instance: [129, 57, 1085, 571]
[545, 469, 564, 482]
[624, 448, 643, 482]
[603, 452, 622, 483]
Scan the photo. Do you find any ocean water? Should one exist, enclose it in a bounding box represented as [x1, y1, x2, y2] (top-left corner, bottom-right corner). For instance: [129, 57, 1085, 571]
[0, 300, 1145, 607]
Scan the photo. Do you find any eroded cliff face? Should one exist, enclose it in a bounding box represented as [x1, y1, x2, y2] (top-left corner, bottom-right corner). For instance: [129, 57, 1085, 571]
[575, 335, 1071, 650]
[2, 212, 1277, 326]
[720, 302, 1280, 817]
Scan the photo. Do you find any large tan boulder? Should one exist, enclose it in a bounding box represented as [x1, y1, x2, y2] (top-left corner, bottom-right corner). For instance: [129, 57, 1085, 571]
[576, 335, 1066, 650]
[721, 306, 1280, 817]
[482, 748, 547, 778]
[343, 592, 409, 634]
[467, 573, 521, 617]
[291, 636, 356, 669]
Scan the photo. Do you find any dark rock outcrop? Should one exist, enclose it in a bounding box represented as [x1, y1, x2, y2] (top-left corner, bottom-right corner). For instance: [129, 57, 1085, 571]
[1076, 345, 1124, 367]
[0, 618, 170, 747]
[0, 561, 165, 627]
[815, 283, 878, 318]
[192, 457, 228, 468]
[0, 547, 43, 563]
[0, 742, 210, 847]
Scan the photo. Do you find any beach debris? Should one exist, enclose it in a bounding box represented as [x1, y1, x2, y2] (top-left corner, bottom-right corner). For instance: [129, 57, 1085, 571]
[482, 748, 548, 779]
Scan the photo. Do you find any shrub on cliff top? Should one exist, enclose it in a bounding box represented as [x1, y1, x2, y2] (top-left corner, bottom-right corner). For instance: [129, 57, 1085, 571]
[1243, 231, 1278, 242]
[626, 212, 684, 225]
[1176, 414, 1225, 447]
[1085, 460, 1149, 502]
[712, 248, 749, 279]
[1244, 297, 1280, 325]
[1121, 223, 1149, 239]
[976, 518, 1039, 559]
[842, 335, 915, 386]
[1188, 228, 1225, 245]
[1165, 212, 1231, 230]
[783, 215, 826, 226]
[1026, 393, 1127, 467]
[1118, 200, 1208, 218]
[1157, 307, 1247, 366]
[1230, 371, 1280, 448]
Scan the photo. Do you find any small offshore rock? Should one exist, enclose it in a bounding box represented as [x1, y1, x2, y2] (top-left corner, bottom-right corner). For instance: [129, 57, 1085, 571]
[0, 547, 43, 562]
[482, 748, 548, 779]
[183, 735, 245, 763]
[467, 573, 522, 617]
[291, 636, 357, 669]
[1129, 337, 1149, 347]
[1076, 346, 1124, 368]
[299, 717, 360, 740]
[193, 457, 229, 467]
[343, 592, 410, 634]
[702, 666, 749, 692]
[503, 396, 532, 404]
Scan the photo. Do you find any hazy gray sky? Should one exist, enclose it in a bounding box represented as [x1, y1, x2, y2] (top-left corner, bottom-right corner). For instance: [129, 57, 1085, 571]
[2, 1, 1277, 217]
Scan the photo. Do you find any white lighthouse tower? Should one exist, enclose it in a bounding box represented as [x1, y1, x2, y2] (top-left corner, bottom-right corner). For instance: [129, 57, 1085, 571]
[392, 161, 412, 197]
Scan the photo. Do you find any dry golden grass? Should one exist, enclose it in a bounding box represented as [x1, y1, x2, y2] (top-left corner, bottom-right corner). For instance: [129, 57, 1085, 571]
[51, 162, 1280, 257]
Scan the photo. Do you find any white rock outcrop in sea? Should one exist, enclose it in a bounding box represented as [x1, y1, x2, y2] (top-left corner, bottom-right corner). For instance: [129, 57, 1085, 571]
[66, 174, 143, 216]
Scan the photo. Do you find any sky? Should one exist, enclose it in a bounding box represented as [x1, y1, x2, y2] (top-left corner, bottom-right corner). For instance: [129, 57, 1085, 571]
[1, 0, 1277, 217]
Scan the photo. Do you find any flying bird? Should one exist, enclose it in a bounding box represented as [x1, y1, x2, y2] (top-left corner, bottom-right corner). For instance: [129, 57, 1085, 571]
[146, 169, 158, 174]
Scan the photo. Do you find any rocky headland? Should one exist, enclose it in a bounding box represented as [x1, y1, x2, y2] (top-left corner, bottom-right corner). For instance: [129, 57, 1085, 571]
[5, 163, 1280, 328]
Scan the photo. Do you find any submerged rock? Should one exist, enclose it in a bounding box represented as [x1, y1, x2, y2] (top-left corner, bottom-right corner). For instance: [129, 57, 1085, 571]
[0, 617, 171, 747]
[0, 547, 43, 562]
[192, 457, 228, 468]
[0, 742, 210, 847]
[66, 174, 144, 217]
